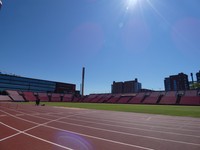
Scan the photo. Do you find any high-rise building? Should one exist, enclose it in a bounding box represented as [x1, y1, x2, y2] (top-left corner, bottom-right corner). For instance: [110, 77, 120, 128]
[164, 73, 189, 91]
[196, 70, 200, 83]
[112, 78, 141, 94]
[111, 81, 124, 94]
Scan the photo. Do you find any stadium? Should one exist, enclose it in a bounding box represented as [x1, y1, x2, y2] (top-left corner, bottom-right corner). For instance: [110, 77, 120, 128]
[1, 0, 200, 150]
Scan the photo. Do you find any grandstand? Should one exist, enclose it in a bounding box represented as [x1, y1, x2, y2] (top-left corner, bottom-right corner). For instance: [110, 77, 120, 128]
[180, 90, 200, 105]
[0, 89, 199, 106]
[159, 91, 177, 105]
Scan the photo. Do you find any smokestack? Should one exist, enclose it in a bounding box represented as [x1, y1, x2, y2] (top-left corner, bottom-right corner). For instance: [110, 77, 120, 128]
[191, 73, 194, 83]
[81, 67, 85, 96]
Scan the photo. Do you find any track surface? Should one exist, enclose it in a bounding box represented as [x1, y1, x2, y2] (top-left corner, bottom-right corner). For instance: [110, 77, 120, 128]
[0, 103, 200, 150]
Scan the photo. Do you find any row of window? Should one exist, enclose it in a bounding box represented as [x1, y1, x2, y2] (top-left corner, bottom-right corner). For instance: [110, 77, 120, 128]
[0, 83, 54, 91]
[0, 79, 56, 88]
[0, 74, 56, 86]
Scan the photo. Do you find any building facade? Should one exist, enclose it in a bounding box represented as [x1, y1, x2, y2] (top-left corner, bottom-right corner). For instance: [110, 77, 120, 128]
[112, 78, 141, 94]
[0, 73, 76, 94]
[164, 73, 189, 91]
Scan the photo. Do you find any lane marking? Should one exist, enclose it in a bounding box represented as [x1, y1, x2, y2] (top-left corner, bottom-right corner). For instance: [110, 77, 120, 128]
[0, 108, 155, 150]
[49, 120, 200, 146]
[72, 115, 200, 132]
[146, 117, 151, 121]
[58, 117, 200, 138]
[0, 122, 73, 150]
[83, 112, 200, 127]
[45, 125, 155, 150]
[1, 105, 200, 146]
[1, 105, 200, 147]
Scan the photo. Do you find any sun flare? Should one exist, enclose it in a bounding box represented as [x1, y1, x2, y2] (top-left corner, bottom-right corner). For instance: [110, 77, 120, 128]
[126, 0, 138, 10]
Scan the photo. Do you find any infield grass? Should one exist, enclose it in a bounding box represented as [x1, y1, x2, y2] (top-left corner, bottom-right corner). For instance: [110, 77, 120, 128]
[38, 102, 200, 118]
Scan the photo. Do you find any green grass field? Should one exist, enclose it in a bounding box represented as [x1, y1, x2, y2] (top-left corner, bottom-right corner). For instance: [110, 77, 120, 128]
[35, 102, 200, 118]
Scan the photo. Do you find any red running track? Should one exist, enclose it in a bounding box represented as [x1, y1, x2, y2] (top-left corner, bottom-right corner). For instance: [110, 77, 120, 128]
[0, 102, 200, 150]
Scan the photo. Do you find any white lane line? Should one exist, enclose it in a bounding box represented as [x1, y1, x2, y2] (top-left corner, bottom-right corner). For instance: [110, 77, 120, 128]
[58, 117, 200, 138]
[0, 114, 7, 117]
[72, 115, 200, 132]
[2, 105, 200, 146]
[45, 124, 155, 150]
[0, 108, 155, 150]
[0, 122, 23, 142]
[0, 122, 73, 150]
[51, 120, 200, 147]
[81, 113, 200, 127]
[2, 105, 200, 147]
[146, 117, 151, 121]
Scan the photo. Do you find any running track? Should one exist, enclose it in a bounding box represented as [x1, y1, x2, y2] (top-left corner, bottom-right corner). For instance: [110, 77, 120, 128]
[0, 103, 200, 150]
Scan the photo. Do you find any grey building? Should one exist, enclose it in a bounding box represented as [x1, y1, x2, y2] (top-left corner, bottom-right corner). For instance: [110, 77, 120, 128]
[112, 78, 141, 94]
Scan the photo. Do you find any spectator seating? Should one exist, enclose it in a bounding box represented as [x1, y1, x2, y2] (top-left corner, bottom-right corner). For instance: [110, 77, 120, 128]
[143, 92, 160, 104]
[180, 90, 200, 105]
[107, 94, 121, 103]
[82, 94, 98, 103]
[159, 91, 177, 105]
[128, 93, 145, 104]
[90, 94, 104, 103]
[117, 95, 132, 104]
[62, 94, 73, 102]
[23, 91, 37, 102]
[95, 94, 112, 103]
[72, 96, 81, 102]
[51, 93, 61, 102]
[0, 95, 12, 102]
[6, 90, 25, 102]
[38, 92, 49, 102]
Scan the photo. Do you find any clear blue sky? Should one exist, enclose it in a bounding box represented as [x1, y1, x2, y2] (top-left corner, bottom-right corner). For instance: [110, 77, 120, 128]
[0, 0, 200, 94]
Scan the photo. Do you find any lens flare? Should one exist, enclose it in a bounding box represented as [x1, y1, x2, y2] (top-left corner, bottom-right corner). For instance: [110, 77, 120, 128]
[54, 131, 93, 150]
[126, 0, 138, 10]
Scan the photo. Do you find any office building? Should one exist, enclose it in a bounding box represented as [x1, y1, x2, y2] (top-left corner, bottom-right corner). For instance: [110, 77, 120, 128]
[164, 73, 189, 91]
[0, 73, 76, 94]
[112, 78, 141, 94]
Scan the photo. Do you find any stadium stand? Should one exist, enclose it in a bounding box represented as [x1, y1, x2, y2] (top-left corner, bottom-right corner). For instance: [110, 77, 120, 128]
[51, 93, 61, 102]
[117, 95, 132, 104]
[82, 94, 98, 103]
[23, 91, 37, 102]
[72, 96, 81, 102]
[107, 94, 121, 103]
[37, 92, 49, 102]
[6, 90, 25, 102]
[0, 95, 12, 102]
[159, 91, 177, 105]
[96, 94, 112, 103]
[128, 93, 145, 104]
[90, 94, 103, 103]
[62, 94, 73, 102]
[179, 90, 200, 105]
[143, 92, 160, 104]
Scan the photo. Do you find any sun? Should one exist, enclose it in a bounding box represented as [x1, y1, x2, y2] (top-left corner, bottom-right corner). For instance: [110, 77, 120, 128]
[126, 0, 138, 10]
